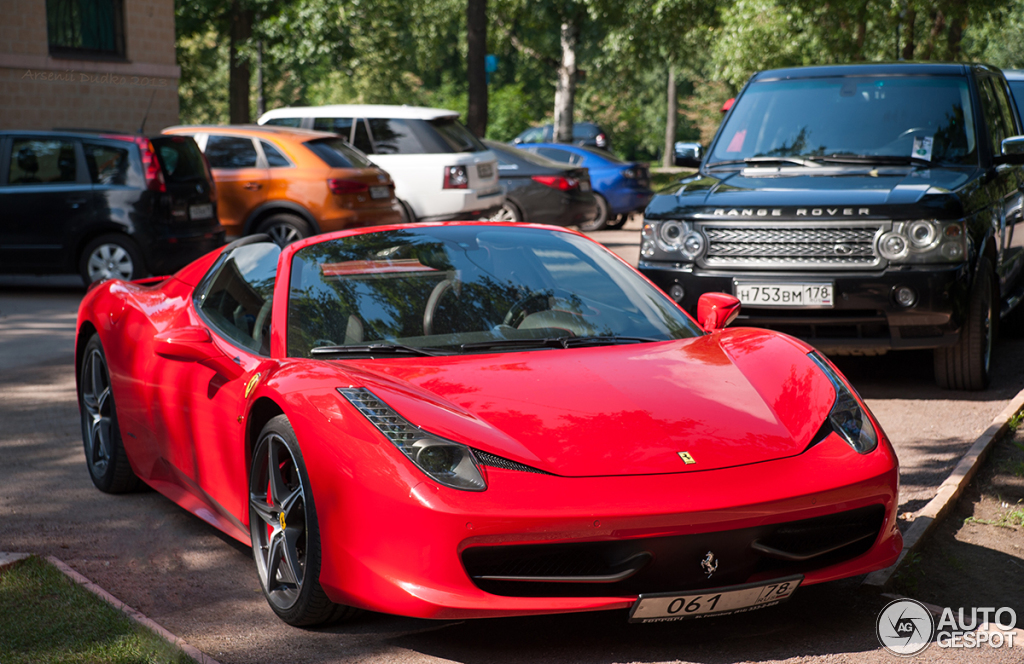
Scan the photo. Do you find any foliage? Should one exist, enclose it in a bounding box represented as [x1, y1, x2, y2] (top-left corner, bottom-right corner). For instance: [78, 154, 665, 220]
[0, 556, 194, 664]
[175, 0, 1024, 159]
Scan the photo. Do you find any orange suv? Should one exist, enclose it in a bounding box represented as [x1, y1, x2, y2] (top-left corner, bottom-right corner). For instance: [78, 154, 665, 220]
[163, 125, 401, 245]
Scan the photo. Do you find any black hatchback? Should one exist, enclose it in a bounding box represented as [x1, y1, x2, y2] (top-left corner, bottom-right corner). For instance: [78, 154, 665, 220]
[485, 140, 598, 227]
[0, 130, 224, 283]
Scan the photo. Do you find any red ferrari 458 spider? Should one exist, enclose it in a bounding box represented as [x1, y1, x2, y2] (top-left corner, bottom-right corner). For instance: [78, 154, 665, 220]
[75, 222, 902, 626]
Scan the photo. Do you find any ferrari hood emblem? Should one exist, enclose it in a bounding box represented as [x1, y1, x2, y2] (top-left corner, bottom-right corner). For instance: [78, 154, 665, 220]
[678, 451, 696, 465]
[245, 372, 262, 399]
[701, 551, 718, 578]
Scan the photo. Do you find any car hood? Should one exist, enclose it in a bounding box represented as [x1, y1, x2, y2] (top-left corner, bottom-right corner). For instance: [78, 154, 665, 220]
[334, 329, 837, 477]
[645, 165, 977, 219]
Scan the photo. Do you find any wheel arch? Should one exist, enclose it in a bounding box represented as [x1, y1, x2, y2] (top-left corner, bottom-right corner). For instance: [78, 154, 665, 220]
[245, 396, 286, 475]
[74, 320, 98, 394]
[70, 226, 138, 273]
[242, 202, 320, 237]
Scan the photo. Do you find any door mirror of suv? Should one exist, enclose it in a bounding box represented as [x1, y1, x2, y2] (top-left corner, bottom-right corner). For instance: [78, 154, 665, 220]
[697, 293, 741, 332]
[674, 142, 704, 168]
[998, 136, 1024, 164]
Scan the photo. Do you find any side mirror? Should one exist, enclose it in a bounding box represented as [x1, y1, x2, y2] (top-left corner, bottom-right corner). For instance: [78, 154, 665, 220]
[154, 326, 244, 379]
[997, 136, 1024, 165]
[697, 293, 741, 332]
[673, 142, 704, 169]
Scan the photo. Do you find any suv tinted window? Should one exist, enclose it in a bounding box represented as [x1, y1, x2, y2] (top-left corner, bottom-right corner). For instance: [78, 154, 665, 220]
[368, 119, 426, 154]
[206, 135, 259, 169]
[263, 117, 302, 128]
[710, 76, 978, 166]
[83, 142, 130, 185]
[197, 242, 280, 355]
[314, 117, 354, 139]
[9, 138, 76, 184]
[353, 120, 373, 154]
[979, 77, 1011, 156]
[428, 118, 486, 153]
[151, 136, 207, 182]
[260, 140, 292, 167]
[304, 138, 374, 168]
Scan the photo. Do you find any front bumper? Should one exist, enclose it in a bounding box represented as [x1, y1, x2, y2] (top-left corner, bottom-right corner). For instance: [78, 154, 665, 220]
[295, 397, 901, 620]
[639, 261, 970, 354]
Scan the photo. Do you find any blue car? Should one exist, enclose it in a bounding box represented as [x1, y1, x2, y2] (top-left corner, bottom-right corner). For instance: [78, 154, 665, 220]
[515, 143, 652, 231]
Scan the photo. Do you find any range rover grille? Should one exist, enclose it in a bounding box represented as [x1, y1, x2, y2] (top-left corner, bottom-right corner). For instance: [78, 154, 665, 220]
[699, 225, 885, 269]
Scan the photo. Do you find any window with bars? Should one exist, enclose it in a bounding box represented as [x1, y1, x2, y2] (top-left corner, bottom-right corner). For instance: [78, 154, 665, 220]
[46, 0, 125, 58]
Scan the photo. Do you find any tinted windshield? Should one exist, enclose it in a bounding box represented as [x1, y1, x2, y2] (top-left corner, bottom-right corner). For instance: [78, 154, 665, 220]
[428, 118, 487, 152]
[287, 226, 699, 357]
[304, 138, 373, 168]
[709, 75, 978, 166]
[151, 136, 207, 182]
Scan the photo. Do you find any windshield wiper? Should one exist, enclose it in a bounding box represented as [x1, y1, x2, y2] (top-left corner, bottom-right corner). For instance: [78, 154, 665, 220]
[707, 156, 823, 169]
[311, 343, 443, 357]
[460, 336, 659, 352]
[815, 153, 936, 167]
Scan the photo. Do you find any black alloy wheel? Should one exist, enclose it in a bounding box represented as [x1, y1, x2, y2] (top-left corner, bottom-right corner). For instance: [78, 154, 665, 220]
[578, 194, 609, 232]
[934, 258, 995, 391]
[78, 335, 140, 493]
[249, 415, 358, 626]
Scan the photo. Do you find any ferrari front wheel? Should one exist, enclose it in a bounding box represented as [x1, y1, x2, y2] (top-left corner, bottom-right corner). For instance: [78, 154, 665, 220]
[249, 415, 358, 626]
[78, 335, 140, 493]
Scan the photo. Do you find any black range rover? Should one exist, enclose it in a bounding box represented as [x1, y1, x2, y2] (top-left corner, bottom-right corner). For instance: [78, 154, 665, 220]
[640, 63, 1024, 390]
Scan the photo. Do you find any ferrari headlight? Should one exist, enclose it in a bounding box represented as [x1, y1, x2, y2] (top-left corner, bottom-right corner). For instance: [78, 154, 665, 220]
[808, 353, 878, 454]
[339, 388, 486, 491]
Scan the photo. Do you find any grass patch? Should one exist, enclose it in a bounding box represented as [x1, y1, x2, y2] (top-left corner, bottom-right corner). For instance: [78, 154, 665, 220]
[965, 499, 1024, 529]
[0, 556, 194, 664]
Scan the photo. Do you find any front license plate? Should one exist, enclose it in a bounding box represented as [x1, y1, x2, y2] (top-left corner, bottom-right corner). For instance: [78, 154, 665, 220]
[628, 576, 802, 623]
[477, 163, 494, 179]
[734, 281, 833, 308]
[189, 203, 213, 220]
[369, 186, 390, 199]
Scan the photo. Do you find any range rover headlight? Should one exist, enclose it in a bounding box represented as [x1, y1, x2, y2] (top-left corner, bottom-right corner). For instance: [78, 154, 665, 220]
[808, 352, 878, 454]
[644, 219, 705, 261]
[658, 220, 688, 249]
[880, 220, 965, 264]
[339, 388, 486, 491]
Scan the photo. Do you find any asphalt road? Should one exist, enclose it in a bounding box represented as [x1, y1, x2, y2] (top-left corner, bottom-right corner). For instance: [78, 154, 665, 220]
[2, 236, 1022, 664]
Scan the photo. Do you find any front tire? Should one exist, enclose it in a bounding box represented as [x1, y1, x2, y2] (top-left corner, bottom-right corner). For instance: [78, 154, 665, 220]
[578, 194, 609, 232]
[934, 259, 996, 390]
[249, 415, 358, 626]
[78, 335, 140, 493]
[256, 213, 311, 247]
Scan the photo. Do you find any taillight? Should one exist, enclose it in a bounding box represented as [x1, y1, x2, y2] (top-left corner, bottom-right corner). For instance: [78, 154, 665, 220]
[133, 137, 166, 193]
[596, 133, 607, 147]
[531, 175, 578, 191]
[328, 178, 369, 195]
[443, 165, 469, 189]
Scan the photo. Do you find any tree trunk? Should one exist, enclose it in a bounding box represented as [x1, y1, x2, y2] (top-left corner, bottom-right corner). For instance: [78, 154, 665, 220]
[553, 19, 578, 144]
[466, 0, 488, 138]
[923, 11, 945, 60]
[662, 65, 677, 169]
[228, 1, 253, 124]
[256, 40, 265, 118]
[901, 8, 916, 60]
[853, 3, 868, 60]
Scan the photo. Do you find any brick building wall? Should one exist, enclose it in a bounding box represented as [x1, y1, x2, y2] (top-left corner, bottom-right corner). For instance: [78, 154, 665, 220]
[0, 0, 179, 133]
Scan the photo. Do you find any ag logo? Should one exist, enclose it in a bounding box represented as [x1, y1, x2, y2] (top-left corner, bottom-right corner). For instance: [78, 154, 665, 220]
[877, 598, 934, 657]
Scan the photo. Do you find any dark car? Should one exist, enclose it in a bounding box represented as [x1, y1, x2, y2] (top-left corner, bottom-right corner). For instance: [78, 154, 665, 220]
[639, 63, 1024, 390]
[513, 122, 610, 150]
[0, 130, 224, 283]
[484, 140, 598, 227]
[517, 143, 652, 231]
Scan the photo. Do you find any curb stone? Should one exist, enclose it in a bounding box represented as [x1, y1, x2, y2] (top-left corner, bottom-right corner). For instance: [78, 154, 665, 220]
[862, 385, 1024, 590]
[0, 552, 221, 664]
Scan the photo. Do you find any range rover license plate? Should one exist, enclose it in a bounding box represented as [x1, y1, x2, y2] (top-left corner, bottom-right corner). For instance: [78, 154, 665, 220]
[629, 576, 802, 623]
[734, 281, 834, 308]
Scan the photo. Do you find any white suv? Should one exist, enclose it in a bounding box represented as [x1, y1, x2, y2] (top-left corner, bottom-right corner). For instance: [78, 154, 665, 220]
[257, 105, 504, 222]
